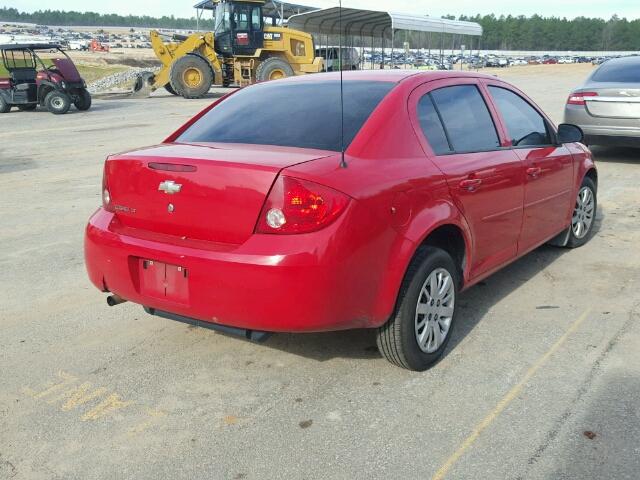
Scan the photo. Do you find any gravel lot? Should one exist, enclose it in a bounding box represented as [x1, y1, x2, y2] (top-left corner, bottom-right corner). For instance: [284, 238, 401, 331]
[1, 65, 639, 480]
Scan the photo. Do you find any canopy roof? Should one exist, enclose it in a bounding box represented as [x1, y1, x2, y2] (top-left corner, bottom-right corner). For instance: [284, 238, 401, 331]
[288, 7, 483, 38]
[194, 0, 317, 19]
[0, 43, 62, 51]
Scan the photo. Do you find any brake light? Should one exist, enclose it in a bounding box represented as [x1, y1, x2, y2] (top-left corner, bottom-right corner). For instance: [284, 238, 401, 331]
[255, 176, 351, 234]
[102, 164, 113, 212]
[567, 91, 598, 105]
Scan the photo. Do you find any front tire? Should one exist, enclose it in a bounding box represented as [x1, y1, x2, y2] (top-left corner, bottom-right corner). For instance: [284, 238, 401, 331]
[170, 54, 213, 99]
[74, 89, 92, 111]
[566, 176, 597, 248]
[45, 91, 71, 115]
[377, 248, 459, 371]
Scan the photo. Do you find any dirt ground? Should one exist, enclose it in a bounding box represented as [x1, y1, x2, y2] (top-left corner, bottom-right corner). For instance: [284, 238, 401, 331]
[0, 65, 638, 480]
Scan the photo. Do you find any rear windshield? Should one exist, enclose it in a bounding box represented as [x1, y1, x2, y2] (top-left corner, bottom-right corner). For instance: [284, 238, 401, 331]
[591, 58, 640, 83]
[177, 80, 395, 151]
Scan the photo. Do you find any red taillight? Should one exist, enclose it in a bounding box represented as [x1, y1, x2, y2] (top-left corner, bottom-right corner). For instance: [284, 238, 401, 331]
[102, 163, 113, 212]
[567, 91, 598, 106]
[255, 176, 351, 234]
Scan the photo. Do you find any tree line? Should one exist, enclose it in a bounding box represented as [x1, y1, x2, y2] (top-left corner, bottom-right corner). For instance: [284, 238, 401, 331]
[1, 7, 639, 51]
[458, 14, 640, 51]
[0, 7, 214, 30]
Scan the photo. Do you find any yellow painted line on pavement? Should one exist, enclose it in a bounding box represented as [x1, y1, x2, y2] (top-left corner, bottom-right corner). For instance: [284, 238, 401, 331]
[431, 307, 592, 480]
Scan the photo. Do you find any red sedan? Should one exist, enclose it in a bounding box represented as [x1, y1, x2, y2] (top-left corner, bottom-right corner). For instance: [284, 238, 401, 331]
[85, 70, 597, 371]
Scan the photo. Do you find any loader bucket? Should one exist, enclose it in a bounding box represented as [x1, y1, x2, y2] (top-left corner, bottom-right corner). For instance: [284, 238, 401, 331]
[132, 71, 156, 98]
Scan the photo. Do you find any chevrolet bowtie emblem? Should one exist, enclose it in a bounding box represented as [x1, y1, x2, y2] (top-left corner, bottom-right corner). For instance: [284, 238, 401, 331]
[158, 180, 182, 194]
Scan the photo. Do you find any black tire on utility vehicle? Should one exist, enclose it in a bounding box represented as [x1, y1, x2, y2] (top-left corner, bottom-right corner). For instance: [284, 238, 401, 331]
[377, 247, 459, 371]
[565, 176, 597, 248]
[45, 91, 71, 115]
[255, 57, 294, 82]
[74, 89, 92, 111]
[18, 104, 37, 111]
[0, 95, 11, 113]
[170, 54, 213, 99]
[164, 83, 178, 95]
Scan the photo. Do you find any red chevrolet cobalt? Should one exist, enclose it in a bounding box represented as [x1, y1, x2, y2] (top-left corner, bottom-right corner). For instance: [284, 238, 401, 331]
[85, 71, 597, 371]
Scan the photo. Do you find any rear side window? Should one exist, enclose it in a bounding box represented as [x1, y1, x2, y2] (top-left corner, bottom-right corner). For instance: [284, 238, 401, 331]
[592, 59, 640, 83]
[488, 86, 551, 147]
[417, 95, 451, 155]
[429, 85, 500, 153]
[178, 81, 394, 151]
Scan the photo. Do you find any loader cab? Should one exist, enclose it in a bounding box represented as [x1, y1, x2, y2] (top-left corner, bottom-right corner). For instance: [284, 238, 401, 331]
[214, 0, 264, 56]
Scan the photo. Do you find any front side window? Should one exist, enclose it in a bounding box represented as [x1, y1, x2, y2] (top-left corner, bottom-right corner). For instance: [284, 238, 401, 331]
[178, 81, 394, 151]
[488, 86, 551, 147]
[214, 4, 231, 34]
[429, 85, 500, 153]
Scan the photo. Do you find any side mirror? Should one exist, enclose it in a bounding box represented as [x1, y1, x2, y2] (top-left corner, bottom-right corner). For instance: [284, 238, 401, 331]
[557, 123, 584, 144]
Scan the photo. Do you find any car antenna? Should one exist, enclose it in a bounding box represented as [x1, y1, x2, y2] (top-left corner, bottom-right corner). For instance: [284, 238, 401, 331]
[338, 0, 347, 168]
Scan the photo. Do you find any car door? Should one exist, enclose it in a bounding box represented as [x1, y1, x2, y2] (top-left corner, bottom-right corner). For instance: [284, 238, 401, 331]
[484, 82, 574, 253]
[409, 79, 525, 279]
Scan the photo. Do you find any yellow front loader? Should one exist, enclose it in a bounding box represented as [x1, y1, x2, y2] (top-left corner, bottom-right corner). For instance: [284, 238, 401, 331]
[134, 0, 323, 99]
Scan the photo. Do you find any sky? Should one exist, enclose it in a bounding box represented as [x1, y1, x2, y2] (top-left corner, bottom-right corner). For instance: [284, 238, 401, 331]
[7, 0, 640, 20]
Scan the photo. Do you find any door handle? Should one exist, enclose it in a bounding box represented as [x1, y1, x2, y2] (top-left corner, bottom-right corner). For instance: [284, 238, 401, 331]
[527, 167, 542, 178]
[459, 178, 482, 192]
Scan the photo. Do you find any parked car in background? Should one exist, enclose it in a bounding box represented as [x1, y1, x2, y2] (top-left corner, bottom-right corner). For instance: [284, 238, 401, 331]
[565, 55, 640, 147]
[86, 70, 597, 371]
[315, 46, 360, 71]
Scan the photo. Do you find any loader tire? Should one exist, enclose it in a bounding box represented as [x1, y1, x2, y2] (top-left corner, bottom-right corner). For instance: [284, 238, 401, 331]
[170, 54, 213, 99]
[255, 57, 294, 82]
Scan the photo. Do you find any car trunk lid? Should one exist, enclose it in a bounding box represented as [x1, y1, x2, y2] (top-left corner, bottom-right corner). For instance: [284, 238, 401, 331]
[105, 142, 333, 244]
[584, 85, 640, 119]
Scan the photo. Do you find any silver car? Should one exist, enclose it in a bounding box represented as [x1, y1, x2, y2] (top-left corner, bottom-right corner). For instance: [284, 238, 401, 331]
[564, 56, 640, 147]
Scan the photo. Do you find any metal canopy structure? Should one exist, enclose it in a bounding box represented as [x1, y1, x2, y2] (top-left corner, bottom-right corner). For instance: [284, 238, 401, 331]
[193, 0, 317, 20]
[287, 7, 483, 39]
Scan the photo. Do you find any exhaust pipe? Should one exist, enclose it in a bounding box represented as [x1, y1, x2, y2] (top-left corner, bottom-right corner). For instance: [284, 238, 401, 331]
[106, 295, 127, 307]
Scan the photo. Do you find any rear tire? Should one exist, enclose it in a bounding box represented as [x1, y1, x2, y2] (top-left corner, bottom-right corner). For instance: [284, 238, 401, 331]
[45, 91, 71, 115]
[565, 176, 597, 248]
[170, 54, 213, 99]
[17, 104, 37, 111]
[0, 96, 11, 113]
[255, 57, 294, 82]
[377, 248, 459, 371]
[74, 89, 92, 111]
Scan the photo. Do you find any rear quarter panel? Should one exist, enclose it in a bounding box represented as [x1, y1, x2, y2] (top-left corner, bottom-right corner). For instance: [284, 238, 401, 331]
[284, 80, 473, 325]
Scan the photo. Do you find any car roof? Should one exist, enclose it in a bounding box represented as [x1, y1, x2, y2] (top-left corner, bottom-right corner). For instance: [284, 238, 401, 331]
[271, 69, 497, 85]
[0, 43, 62, 51]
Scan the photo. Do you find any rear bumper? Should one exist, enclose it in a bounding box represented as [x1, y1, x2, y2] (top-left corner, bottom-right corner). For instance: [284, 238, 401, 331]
[84, 208, 385, 333]
[584, 134, 640, 148]
[564, 105, 640, 147]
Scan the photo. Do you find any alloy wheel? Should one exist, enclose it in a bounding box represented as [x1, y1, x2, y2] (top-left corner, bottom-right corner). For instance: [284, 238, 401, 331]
[414, 268, 455, 353]
[572, 186, 595, 239]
